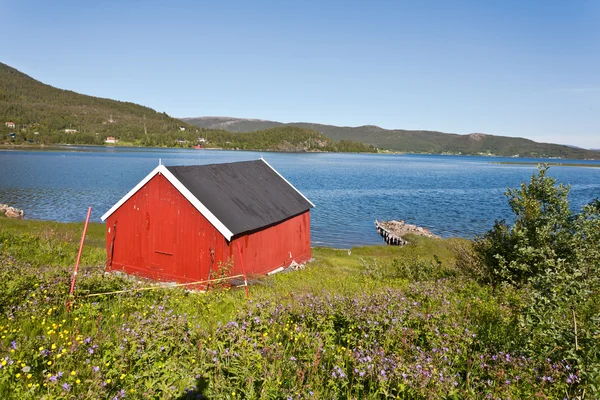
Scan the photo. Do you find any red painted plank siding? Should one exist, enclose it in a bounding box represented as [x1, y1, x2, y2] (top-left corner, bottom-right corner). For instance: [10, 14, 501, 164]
[105, 173, 311, 285]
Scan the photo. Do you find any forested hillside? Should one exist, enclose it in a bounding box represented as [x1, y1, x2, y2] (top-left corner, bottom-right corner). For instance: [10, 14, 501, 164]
[0, 63, 373, 152]
[0, 62, 197, 145]
[184, 117, 600, 159]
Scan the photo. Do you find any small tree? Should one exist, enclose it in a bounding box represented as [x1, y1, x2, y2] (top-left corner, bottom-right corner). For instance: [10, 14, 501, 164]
[474, 165, 574, 285]
[473, 166, 600, 391]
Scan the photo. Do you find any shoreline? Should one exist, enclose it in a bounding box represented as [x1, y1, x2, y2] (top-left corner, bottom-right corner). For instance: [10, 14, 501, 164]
[491, 161, 600, 168]
[3, 143, 600, 161]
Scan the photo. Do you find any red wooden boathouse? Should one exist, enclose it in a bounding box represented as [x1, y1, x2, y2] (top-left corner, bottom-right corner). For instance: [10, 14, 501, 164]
[100, 159, 314, 284]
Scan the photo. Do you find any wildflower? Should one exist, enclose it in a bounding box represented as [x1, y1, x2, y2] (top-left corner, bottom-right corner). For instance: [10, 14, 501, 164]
[16, 373, 21, 378]
[70, 370, 76, 376]
[22, 366, 31, 373]
[62, 383, 70, 391]
[49, 375, 58, 383]
[76, 379, 80, 384]
[92, 366, 100, 372]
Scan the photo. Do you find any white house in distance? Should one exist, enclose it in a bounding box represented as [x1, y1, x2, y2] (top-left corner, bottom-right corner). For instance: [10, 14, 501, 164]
[105, 136, 118, 144]
[64, 129, 78, 133]
[5, 122, 15, 128]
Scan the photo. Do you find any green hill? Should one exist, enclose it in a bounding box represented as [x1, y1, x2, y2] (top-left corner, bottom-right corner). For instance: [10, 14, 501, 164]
[183, 117, 600, 159]
[0, 63, 373, 152]
[0, 62, 200, 145]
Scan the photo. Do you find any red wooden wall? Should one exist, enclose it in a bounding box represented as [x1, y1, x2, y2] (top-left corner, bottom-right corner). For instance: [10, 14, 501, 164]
[105, 173, 311, 284]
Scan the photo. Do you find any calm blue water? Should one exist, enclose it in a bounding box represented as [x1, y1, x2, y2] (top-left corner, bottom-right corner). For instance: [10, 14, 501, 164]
[1, 147, 599, 248]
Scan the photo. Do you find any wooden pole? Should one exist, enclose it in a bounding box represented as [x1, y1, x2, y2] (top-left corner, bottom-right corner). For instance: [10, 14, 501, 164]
[67, 207, 92, 311]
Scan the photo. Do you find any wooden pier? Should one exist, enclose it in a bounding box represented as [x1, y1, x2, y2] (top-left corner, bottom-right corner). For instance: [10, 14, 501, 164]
[375, 220, 408, 246]
[375, 219, 440, 246]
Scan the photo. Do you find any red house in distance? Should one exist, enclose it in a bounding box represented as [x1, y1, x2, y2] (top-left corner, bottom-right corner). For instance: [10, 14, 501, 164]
[101, 159, 314, 285]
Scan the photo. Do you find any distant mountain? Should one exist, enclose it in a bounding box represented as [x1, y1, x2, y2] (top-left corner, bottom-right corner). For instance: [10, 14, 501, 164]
[0, 63, 373, 152]
[183, 117, 600, 159]
[184, 117, 285, 132]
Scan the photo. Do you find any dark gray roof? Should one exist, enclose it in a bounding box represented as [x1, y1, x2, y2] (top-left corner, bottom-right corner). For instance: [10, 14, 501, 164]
[166, 160, 313, 238]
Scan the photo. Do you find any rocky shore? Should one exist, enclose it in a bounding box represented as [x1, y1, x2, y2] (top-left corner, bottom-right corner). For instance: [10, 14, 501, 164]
[375, 220, 439, 245]
[0, 204, 24, 219]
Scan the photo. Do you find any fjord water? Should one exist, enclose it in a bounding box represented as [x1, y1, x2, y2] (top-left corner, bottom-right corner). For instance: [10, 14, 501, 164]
[1, 147, 599, 248]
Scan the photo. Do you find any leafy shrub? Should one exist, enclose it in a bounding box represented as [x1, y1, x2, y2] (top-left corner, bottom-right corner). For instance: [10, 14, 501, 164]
[472, 165, 600, 395]
[473, 165, 575, 285]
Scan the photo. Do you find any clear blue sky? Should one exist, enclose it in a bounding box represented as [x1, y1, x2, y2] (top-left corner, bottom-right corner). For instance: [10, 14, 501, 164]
[2, 0, 599, 148]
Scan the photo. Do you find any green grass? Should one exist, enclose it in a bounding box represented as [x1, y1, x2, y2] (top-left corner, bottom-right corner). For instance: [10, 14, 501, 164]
[0, 218, 594, 399]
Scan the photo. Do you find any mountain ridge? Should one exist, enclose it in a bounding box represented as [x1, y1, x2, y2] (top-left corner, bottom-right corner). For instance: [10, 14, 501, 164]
[182, 117, 600, 159]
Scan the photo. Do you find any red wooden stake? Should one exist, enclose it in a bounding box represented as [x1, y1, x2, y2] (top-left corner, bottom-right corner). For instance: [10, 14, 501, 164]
[67, 207, 92, 311]
[236, 242, 250, 299]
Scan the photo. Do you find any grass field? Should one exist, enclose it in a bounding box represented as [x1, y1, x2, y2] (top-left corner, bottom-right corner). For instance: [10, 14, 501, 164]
[0, 218, 593, 399]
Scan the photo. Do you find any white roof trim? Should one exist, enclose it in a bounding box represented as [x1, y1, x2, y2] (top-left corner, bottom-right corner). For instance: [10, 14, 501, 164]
[100, 165, 162, 222]
[260, 157, 316, 208]
[159, 166, 234, 240]
[101, 164, 235, 241]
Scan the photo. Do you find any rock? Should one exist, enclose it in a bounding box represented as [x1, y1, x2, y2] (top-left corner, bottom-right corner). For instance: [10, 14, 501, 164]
[2, 204, 24, 219]
[375, 219, 440, 245]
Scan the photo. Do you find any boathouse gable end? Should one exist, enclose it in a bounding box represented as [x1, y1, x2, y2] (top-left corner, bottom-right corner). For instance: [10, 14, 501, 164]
[102, 159, 314, 284]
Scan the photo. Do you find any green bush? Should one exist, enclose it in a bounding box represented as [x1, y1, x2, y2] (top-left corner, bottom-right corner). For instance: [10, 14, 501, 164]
[473, 165, 575, 285]
[473, 165, 600, 394]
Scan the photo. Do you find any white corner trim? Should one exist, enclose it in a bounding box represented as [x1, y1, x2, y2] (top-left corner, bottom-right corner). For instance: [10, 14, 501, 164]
[259, 158, 316, 208]
[100, 165, 234, 241]
[101, 165, 162, 221]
